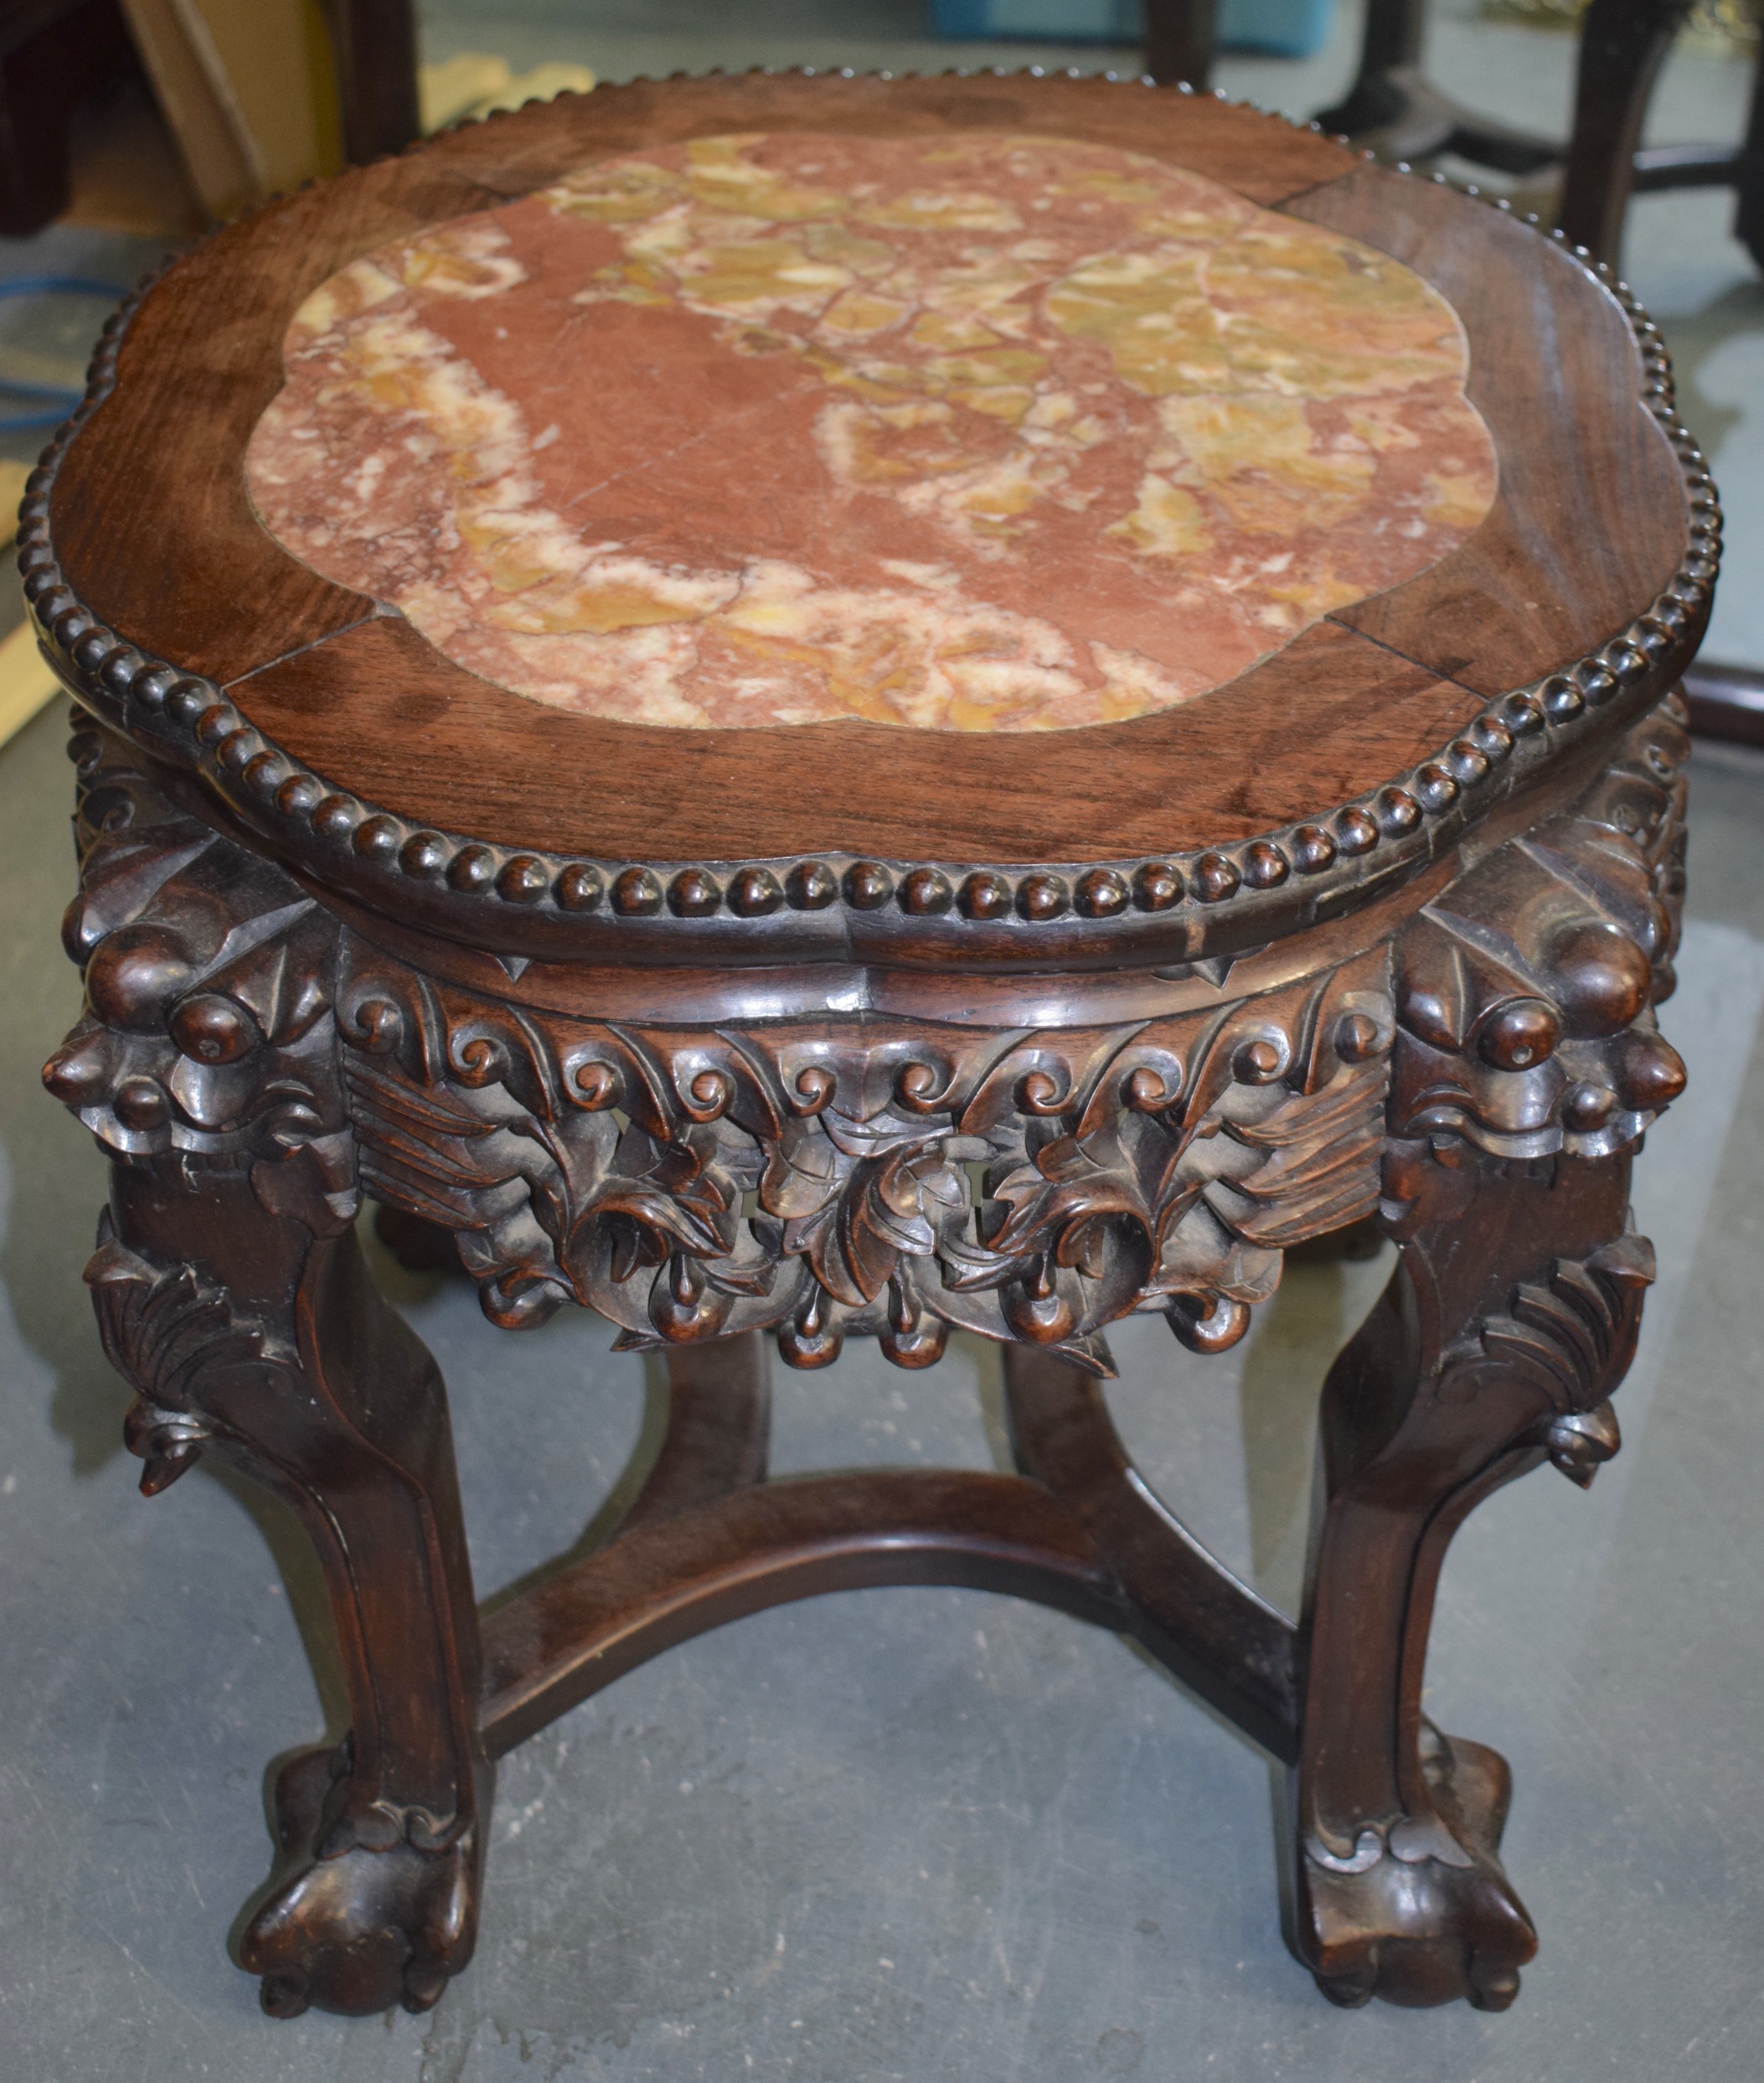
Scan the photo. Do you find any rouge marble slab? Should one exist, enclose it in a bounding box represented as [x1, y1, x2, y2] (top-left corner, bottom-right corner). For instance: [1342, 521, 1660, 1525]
[245, 131, 1498, 734]
[31, 72, 1702, 973]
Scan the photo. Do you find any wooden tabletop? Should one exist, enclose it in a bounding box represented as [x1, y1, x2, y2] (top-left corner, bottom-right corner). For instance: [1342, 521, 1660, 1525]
[26, 71, 1714, 970]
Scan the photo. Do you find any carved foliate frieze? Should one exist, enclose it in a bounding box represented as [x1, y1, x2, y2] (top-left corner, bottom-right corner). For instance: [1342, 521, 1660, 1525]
[45, 719, 1400, 1376]
[335, 941, 1395, 1374]
[46, 695, 1685, 1399]
[1390, 698, 1688, 1161]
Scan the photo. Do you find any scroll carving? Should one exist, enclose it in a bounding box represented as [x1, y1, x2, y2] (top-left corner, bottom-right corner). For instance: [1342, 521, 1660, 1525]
[23, 54, 1714, 2024]
[1296, 1150, 1661, 2010]
[43, 719, 359, 1503]
[43, 687, 1694, 2020]
[1376, 693, 1687, 1482]
[337, 943, 1395, 1374]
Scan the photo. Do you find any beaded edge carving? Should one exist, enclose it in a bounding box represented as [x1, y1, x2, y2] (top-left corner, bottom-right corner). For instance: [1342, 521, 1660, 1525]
[18, 71, 1720, 956]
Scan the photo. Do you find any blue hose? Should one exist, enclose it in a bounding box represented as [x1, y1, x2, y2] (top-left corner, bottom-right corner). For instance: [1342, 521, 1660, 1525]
[0, 276, 129, 433]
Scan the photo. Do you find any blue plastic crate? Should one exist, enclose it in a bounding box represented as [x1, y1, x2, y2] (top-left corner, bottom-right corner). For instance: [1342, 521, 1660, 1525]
[931, 0, 1333, 62]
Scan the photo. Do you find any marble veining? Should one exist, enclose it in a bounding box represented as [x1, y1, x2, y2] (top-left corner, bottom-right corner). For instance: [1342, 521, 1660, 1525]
[245, 131, 1498, 732]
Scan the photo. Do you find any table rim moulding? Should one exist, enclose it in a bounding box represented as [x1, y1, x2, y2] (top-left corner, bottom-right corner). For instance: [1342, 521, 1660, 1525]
[18, 71, 1720, 973]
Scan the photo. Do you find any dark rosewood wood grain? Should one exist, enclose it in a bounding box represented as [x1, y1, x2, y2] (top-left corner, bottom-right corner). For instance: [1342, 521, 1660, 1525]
[40, 80, 1688, 873]
[1296, 1149, 1647, 2008]
[1286, 171, 1689, 697]
[314, 835, 1467, 1014]
[479, 1462, 1125, 1759]
[27, 75, 1712, 974]
[411, 69, 1359, 210]
[34, 69, 1702, 2030]
[616, 1333, 771, 1530]
[232, 602, 1483, 868]
[47, 157, 508, 684]
[1003, 1347, 1299, 1758]
[42, 671, 1688, 2015]
[191, 695, 1616, 998]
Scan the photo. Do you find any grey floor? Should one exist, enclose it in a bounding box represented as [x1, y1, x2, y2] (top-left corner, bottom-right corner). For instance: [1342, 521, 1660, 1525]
[4, 3, 1764, 2078]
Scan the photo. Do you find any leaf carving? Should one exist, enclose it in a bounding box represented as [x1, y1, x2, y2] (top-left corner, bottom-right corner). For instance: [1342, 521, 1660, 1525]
[333, 942, 1397, 1369]
[1451, 1230, 1655, 1487]
[84, 1219, 272, 1493]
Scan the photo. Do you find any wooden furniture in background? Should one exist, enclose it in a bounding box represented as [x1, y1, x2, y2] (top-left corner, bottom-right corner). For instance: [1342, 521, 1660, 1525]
[117, 0, 345, 223]
[1318, 0, 1762, 273]
[1142, 0, 1220, 90]
[0, 0, 136, 233]
[1577, 0, 1759, 271]
[313, 0, 415, 166]
[1310, 0, 1763, 740]
[33, 73, 1706, 2023]
[0, 0, 413, 235]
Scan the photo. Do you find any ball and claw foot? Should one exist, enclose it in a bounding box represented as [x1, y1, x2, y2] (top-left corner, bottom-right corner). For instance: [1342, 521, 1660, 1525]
[240, 1745, 485, 2019]
[1314, 1952, 1524, 2013]
[1300, 1730, 1537, 2011]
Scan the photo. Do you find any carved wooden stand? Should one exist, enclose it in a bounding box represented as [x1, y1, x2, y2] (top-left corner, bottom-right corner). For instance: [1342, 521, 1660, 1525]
[28, 68, 1711, 2027]
[40, 687, 1687, 2017]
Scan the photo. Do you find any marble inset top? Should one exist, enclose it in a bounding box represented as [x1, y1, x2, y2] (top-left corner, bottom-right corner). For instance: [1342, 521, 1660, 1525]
[245, 131, 1498, 733]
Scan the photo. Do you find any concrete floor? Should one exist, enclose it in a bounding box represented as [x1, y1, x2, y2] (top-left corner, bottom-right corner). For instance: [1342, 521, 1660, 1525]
[3, 4, 1764, 2077]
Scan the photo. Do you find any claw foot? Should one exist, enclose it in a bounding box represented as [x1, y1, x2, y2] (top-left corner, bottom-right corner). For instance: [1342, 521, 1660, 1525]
[1296, 1729, 1537, 2010]
[240, 1745, 486, 2018]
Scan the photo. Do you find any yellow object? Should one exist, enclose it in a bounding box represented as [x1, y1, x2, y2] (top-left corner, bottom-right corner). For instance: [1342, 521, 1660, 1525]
[120, 0, 343, 221]
[0, 460, 31, 539]
[115, 10, 591, 224]
[0, 462, 59, 750]
[420, 55, 596, 135]
[1482, 0, 1756, 47]
[0, 619, 59, 755]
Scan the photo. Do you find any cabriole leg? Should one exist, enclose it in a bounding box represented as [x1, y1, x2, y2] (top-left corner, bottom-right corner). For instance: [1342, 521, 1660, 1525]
[1292, 1142, 1649, 2009]
[44, 719, 487, 2018]
[1292, 691, 1690, 2008]
[95, 1163, 486, 2017]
